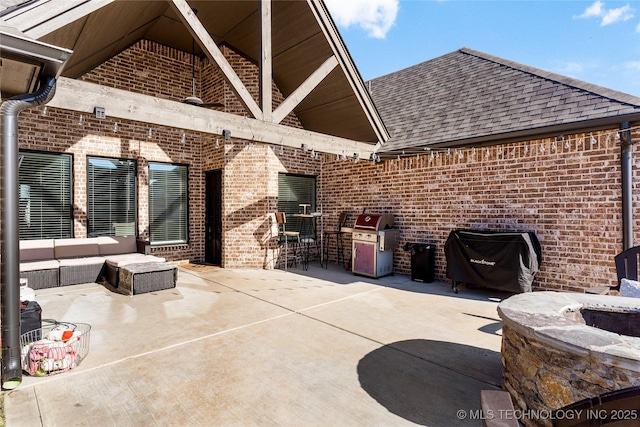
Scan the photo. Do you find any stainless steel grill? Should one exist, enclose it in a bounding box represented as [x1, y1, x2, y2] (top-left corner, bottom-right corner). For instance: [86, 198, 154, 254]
[350, 214, 399, 278]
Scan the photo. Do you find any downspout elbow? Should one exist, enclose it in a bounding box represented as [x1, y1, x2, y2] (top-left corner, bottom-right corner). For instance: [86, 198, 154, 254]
[0, 76, 57, 114]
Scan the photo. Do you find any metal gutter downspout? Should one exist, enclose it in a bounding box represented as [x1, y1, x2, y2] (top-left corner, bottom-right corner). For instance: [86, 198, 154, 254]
[621, 121, 633, 250]
[0, 76, 57, 390]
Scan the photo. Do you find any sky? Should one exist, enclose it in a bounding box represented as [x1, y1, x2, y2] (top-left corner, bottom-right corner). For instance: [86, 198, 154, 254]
[324, 0, 640, 97]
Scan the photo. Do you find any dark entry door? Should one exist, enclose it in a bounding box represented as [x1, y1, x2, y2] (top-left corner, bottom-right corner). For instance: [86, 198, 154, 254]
[205, 170, 222, 265]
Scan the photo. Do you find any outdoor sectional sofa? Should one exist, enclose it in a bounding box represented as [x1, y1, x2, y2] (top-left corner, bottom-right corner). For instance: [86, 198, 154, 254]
[19, 236, 167, 289]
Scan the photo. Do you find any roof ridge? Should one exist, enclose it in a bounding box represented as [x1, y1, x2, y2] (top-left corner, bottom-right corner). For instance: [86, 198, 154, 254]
[459, 47, 640, 107]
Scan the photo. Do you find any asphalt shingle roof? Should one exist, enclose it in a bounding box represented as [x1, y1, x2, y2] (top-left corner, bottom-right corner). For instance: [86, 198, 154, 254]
[370, 48, 640, 154]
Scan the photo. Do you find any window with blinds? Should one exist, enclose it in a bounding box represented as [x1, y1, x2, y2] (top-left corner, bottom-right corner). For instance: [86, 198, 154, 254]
[19, 150, 73, 240]
[149, 162, 188, 245]
[277, 173, 316, 237]
[87, 157, 137, 237]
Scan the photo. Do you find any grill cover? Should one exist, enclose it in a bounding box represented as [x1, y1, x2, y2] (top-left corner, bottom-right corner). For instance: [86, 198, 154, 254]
[444, 229, 541, 293]
[354, 214, 394, 231]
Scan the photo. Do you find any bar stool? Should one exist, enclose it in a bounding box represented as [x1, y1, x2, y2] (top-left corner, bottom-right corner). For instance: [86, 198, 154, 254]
[297, 212, 320, 271]
[323, 212, 348, 268]
[275, 212, 299, 271]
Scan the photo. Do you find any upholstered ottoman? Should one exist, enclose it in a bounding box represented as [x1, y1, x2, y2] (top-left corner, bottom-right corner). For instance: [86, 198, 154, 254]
[118, 262, 176, 295]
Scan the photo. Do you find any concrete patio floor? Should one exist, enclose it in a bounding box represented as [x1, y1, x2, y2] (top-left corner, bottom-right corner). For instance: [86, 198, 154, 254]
[5, 263, 511, 426]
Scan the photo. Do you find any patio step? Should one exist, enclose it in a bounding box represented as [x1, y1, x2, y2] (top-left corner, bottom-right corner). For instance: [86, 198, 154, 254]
[480, 390, 519, 427]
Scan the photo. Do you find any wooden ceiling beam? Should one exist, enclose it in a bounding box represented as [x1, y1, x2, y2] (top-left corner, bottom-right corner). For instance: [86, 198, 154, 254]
[272, 55, 338, 124]
[47, 77, 378, 158]
[260, 0, 272, 122]
[168, 0, 263, 120]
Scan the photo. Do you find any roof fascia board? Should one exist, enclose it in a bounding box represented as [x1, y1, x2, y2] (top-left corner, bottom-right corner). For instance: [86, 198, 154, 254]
[272, 55, 338, 124]
[378, 115, 640, 158]
[168, 0, 263, 120]
[47, 76, 378, 158]
[9, 0, 114, 39]
[307, 0, 389, 148]
[260, 0, 272, 122]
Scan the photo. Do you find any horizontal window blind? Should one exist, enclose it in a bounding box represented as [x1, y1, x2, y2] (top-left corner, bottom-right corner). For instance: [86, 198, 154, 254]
[87, 157, 137, 237]
[278, 173, 316, 237]
[149, 163, 188, 245]
[19, 151, 73, 240]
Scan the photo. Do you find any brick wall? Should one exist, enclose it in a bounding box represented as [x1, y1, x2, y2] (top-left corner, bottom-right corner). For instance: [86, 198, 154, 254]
[80, 40, 193, 101]
[216, 140, 321, 269]
[18, 40, 312, 268]
[19, 106, 206, 264]
[321, 127, 640, 292]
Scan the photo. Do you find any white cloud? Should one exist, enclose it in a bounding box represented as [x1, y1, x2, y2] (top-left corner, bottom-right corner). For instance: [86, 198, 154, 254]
[579, 0, 605, 18]
[624, 61, 640, 72]
[637, 21, 640, 32]
[577, 1, 635, 26]
[601, 4, 634, 25]
[324, 0, 399, 39]
[557, 61, 588, 76]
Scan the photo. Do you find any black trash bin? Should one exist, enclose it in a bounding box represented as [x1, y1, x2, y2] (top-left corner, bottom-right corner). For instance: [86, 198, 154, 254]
[403, 243, 435, 283]
[20, 300, 42, 339]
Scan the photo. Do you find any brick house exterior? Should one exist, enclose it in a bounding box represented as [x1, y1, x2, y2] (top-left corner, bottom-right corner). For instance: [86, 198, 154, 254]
[17, 40, 320, 270]
[322, 127, 638, 292]
[5, 2, 640, 293]
[356, 49, 640, 292]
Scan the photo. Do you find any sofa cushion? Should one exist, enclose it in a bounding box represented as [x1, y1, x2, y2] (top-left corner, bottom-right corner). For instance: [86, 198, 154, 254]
[104, 253, 166, 268]
[98, 236, 137, 256]
[54, 238, 100, 259]
[20, 239, 55, 262]
[57, 256, 105, 267]
[20, 259, 60, 272]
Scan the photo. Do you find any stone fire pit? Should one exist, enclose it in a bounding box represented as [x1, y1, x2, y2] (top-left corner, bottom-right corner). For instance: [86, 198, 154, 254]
[498, 292, 640, 427]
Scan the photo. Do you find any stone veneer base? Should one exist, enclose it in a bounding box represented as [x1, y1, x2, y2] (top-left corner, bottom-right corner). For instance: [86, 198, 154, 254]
[497, 292, 640, 427]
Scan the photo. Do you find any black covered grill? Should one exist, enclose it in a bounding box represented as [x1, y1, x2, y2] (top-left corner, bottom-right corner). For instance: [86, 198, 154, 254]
[444, 229, 541, 293]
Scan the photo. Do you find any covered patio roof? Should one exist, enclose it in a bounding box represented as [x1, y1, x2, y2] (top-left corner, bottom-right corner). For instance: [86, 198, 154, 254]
[0, 0, 388, 157]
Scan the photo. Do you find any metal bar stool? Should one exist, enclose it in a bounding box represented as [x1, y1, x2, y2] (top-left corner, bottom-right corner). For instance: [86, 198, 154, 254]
[323, 212, 348, 268]
[275, 212, 300, 271]
[294, 211, 319, 271]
